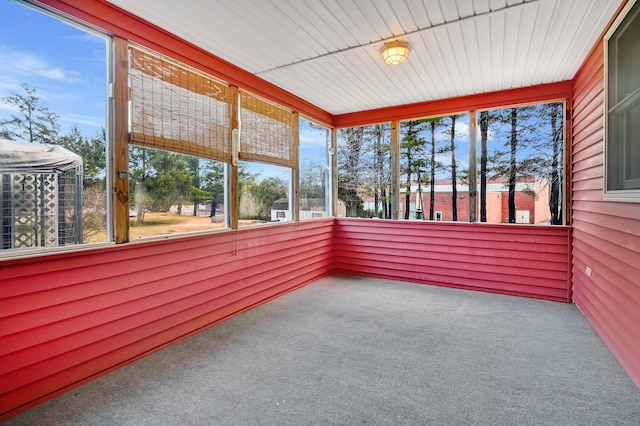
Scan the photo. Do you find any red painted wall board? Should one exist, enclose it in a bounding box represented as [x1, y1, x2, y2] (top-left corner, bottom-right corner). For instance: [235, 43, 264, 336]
[573, 243, 640, 310]
[335, 240, 568, 266]
[1, 228, 332, 342]
[334, 254, 568, 293]
[1, 222, 332, 311]
[0, 220, 334, 418]
[2, 253, 333, 387]
[0, 242, 332, 363]
[572, 278, 640, 386]
[574, 199, 640, 219]
[572, 232, 640, 289]
[1, 252, 333, 393]
[570, 0, 640, 388]
[334, 218, 571, 302]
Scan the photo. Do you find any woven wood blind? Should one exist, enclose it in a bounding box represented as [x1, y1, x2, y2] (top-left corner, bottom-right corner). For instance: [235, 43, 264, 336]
[239, 91, 296, 168]
[129, 46, 232, 162]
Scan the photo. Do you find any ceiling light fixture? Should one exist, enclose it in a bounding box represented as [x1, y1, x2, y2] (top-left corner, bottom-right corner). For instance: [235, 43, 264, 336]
[381, 40, 410, 65]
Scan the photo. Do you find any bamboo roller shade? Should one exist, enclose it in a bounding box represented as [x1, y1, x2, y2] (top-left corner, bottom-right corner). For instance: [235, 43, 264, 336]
[128, 46, 232, 163]
[239, 91, 296, 168]
[128, 46, 297, 169]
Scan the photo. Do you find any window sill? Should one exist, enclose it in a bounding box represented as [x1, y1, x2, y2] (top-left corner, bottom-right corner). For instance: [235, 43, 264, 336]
[603, 189, 640, 203]
[0, 241, 116, 263]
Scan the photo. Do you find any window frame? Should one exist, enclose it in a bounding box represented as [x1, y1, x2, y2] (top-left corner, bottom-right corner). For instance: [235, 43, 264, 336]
[334, 100, 571, 227]
[122, 44, 237, 240]
[298, 117, 332, 221]
[604, 0, 640, 202]
[236, 160, 293, 227]
[336, 122, 393, 219]
[475, 102, 567, 225]
[0, 2, 112, 259]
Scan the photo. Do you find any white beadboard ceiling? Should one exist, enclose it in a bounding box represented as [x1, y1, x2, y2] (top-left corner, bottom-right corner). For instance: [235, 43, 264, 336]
[107, 0, 623, 115]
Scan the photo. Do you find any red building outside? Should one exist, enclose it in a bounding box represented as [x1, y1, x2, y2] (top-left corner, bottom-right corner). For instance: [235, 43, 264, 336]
[364, 177, 550, 223]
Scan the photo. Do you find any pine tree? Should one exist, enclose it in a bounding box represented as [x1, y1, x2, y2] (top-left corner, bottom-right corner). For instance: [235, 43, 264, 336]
[0, 83, 60, 144]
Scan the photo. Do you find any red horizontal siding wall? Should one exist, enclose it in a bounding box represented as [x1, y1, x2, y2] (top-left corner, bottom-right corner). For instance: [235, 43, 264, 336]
[0, 219, 333, 419]
[334, 218, 571, 302]
[571, 1, 640, 388]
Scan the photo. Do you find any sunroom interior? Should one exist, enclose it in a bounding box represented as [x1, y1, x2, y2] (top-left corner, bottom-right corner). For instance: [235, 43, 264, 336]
[1, 0, 639, 422]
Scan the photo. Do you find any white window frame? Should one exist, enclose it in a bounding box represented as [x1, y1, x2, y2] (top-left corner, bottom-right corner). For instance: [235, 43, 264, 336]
[298, 118, 332, 221]
[604, 0, 640, 202]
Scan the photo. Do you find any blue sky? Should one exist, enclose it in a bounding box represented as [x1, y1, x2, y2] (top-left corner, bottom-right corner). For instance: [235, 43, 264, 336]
[0, 0, 107, 138]
[299, 118, 330, 166]
[404, 115, 472, 179]
[245, 119, 330, 182]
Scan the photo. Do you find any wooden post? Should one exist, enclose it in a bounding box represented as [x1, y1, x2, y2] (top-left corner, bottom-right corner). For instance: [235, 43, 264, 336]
[468, 111, 478, 223]
[331, 128, 338, 217]
[563, 99, 572, 226]
[229, 86, 239, 229]
[113, 37, 129, 243]
[390, 120, 400, 220]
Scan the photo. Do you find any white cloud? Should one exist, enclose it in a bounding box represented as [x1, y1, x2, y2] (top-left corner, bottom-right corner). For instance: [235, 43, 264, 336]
[0, 45, 82, 83]
[454, 120, 470, 140]
[299, 130, 328, 146]
[0, 102, 18, 113]
[61, 112, 105, 128]
[435, 153, 451, 166]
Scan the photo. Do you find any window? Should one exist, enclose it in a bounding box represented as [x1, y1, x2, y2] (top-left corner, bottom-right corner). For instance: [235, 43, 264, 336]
[337, 124, 391, 218]
[127, 46, 231, 238]
[400, 115, 468, 221]
[237, 91, 296, 226]
[336, 102, 565, 225]
[479, 103, 564, 224]
[129, 48, 299, 233]
[238, 161, 290, 225]
[0, 6, 305, 253]
[128, 146, 227, 238]
[299, 118, 330, 220]
[606, 0, 640, 198]
[239, 91, 296, 168]
[128, 46, 232, 163]
[0, 2, 108, 253]
[396, 106, 564, 225]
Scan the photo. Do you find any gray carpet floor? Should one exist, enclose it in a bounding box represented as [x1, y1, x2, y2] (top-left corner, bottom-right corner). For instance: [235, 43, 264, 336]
[5, 274, 640, 426]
